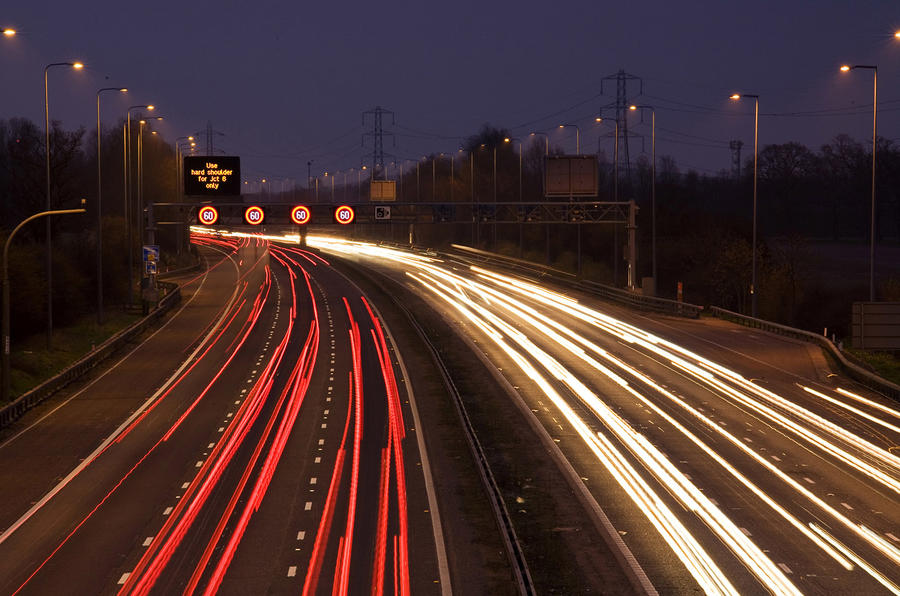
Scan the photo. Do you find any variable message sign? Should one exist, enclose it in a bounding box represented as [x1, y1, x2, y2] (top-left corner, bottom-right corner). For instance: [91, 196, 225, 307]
[184, 156, 241, 196]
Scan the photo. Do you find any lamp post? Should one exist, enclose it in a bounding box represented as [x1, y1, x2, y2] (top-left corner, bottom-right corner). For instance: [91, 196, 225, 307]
[504, 137, 523, 201]
[324, 172, 335, 201]
[174, 135, 194, 201]
[43, 61, 83, 347]
[595, 117, 619, 202]
[629, 105, 656, 286]
[358, 166, 367, 200]
[96, 87, 127, 326]
[840, 65, 878, 302]
[125, 104, 154, 307]
[730, 93, 760, 317]
[3, 206, 86, 403]
[432, 156, 437, 201]
[2, 27, 15, 37]
[138, 116, 163, 251]
[559, 124, 580, 154]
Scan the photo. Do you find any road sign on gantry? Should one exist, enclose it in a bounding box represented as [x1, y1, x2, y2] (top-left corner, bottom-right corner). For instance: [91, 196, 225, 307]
[184, 156, 241, 196]
[244, 205, 265, 225]
[197, 205, 219, 225]
[291, 205, 311, 224]
[334, 205, 355, 224]
[370, 180, 396, 201]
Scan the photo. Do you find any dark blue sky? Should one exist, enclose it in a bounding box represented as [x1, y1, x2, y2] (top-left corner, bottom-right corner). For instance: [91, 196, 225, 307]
[2, 0, 899, 190]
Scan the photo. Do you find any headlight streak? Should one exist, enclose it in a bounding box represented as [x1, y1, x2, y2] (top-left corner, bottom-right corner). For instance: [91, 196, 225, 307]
[409, 270, 800, 595]
[809, 524, 900, 594]
[469, 266, 900, 569]
[835, 387, 900, 420]
[406, 270, 742, 595]
[801, 385, 900, 436]
[469, 267, 900, 484]
[308, 236, 900, 590]
[426, 265, 856, 571]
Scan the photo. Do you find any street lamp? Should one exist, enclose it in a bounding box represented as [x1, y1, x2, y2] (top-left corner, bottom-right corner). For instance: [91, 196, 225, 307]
[138, 116, 163, 259]
[3, 206, 86, 403]
[43, 61, 84, 348]
[504, 137, 523, 201]
[558, 124, 580, 154]
[125, 104, 154, 307]
[730, 92, 760, 317]
[840, 64, 878, 302]
[175, 136, 195, 200]
[324, 171, 335, 201]
[595, 117, 619, 202]
[629, 105, 656, 287]
[529, 131, 550, 156]
[96, 87, 127, 326]
[2, 27, 15, 37]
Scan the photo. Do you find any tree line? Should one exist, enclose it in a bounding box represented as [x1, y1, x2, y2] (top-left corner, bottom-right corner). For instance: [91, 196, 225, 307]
[0, 116, 176, 339]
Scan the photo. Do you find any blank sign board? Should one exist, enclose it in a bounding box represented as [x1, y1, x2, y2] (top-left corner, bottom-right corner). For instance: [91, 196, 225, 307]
[544, 155, 598, 197]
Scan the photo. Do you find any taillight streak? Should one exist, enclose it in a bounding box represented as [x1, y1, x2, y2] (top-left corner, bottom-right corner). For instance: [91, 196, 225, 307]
[123, 293, 289, 595]
[303, 373, 356, 596]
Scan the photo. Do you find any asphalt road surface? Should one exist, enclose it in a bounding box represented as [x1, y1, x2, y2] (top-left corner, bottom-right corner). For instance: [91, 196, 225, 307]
[0, 236, 447, 595]
[309, 234, 900, 596]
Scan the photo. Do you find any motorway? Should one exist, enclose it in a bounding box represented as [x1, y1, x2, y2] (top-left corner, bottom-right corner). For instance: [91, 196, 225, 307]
[307, 234, 900, 595]
[0, 235, 447, 594]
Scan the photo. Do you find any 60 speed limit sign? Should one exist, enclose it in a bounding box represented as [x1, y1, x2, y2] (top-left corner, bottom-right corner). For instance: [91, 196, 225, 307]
[334, 205, 355, 225]
[291, 205, 311, 225]
[198, 205, 218, 225]
[244, 205, 265, 225]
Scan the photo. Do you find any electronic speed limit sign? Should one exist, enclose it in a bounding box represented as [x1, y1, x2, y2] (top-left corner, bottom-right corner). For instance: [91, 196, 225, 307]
[244, 205, 265, 225]
[334, 205, 355, 225]
[197, 205, 219, 225]
[291, 205, 311, 225]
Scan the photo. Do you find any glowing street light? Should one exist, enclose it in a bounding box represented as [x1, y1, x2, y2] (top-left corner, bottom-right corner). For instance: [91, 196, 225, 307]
[2, 28, 15, 37]
[730, 92, 760, 317]
[43, 61, 84, 347]
[840, 64, 878, 301]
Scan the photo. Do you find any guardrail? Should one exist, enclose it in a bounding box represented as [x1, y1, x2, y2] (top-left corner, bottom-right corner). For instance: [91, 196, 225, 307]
[0, 281, 182, 430]
[709, 306, 900, 401]
[448, 244, 703, 318]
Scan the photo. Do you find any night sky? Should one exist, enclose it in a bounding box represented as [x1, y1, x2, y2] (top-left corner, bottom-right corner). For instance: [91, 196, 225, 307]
[2, 1, 899, 187]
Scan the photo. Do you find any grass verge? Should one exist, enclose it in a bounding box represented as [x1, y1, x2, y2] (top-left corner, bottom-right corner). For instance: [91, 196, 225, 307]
[845, 348, 900, 386]
[7, 310, 141, 402]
